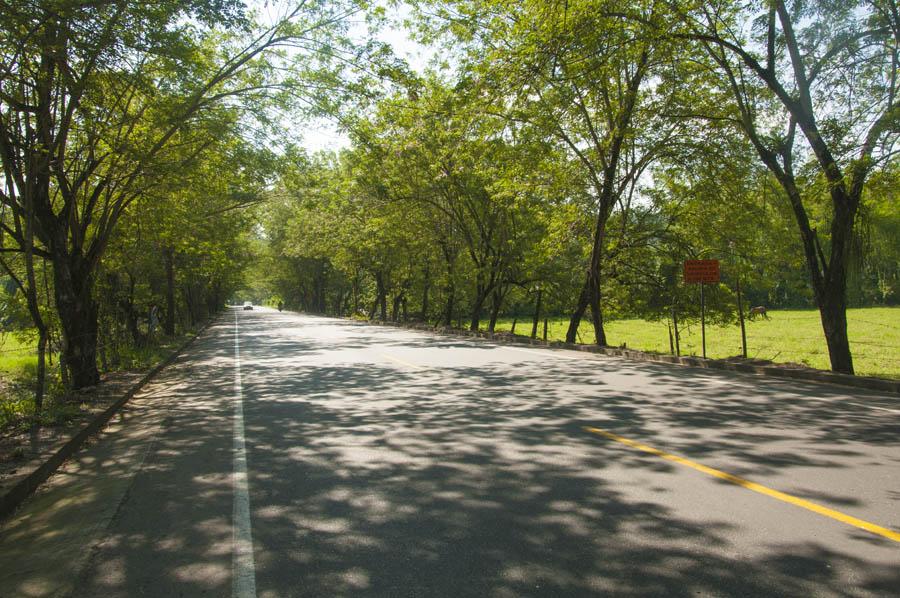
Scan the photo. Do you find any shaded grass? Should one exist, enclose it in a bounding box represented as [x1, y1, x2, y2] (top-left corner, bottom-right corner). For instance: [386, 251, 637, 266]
[0, 334, 38, 374]
[0, 331, 196, 432]
[494, 307, 900, 379]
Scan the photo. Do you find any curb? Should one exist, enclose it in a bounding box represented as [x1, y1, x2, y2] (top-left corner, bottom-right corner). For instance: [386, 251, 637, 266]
[0, 317, 217, 520]
[363, 319, 900, 395]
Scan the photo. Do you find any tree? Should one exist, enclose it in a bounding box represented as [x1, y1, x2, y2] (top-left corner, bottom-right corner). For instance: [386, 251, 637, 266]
[421, 0, 694, 345]
[0, 0, 360, 387]
[674, 0, 900, 373]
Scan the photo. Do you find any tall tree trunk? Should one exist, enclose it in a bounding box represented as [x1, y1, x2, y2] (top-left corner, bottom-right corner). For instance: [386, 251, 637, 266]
[164, 247, 175, 336]
[182, 285, 196, 327]
[570, 214, 609, 346]
[375, 271, 387, 320]
[34, 329, 47, 416]
[469, 289, 486, 331]
[531, 288, 543, 339]
[565, 280, 588, 343]
[420, 267, 430, 321]
[488, 286, 503, 332]
[442, 281, 455, 327]
[391, 292, 402, 322]
[469, 274, 490, 331]
[819, 282, 853, 374]
[52, 253, 100, 388]
[589, 263, 608, 346]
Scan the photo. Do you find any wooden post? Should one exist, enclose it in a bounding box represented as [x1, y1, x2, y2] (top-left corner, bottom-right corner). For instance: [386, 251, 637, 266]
[736, 273, 747, 359]
[543, 318, 548, 341]
[700, 283, 707, 359]
[672, 307, 680, 356]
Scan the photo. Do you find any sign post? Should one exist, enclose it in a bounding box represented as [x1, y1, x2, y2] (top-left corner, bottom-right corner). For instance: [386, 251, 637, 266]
[683, 259, 720, 359]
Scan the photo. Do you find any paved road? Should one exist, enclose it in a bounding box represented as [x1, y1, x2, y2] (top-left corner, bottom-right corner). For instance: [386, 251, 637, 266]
[1, 308, 898, 597]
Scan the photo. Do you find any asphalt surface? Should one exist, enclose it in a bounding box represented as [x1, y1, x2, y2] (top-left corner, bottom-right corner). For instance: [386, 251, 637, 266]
[1, 307, 898, 597]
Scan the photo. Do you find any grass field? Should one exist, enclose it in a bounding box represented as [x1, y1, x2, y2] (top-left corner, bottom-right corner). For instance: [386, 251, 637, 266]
[494, 307, 900, 379]
[0, 333, 40, 375]
[0, 331, 188, 431]
[1, 308, 897, 385]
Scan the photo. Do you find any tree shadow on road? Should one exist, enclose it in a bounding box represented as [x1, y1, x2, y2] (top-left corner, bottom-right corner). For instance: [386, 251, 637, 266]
[24, 315, 897, 598]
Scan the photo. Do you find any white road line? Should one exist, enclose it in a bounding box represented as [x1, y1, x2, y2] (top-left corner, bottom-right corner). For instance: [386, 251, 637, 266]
[232, 310, 257, 598]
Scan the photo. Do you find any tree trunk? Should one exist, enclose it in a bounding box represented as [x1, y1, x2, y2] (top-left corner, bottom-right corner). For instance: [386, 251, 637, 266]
[164, 247, 176, 336]
[34, 328, 47, 420]
[565, 281, 588, 343]
[375, 271, 387, 320]
[469, 275, 489, 331]
[420, 269, 430, 321]
[469, 290, 487, 331]
[53, 253, 100, 389]
[585, 218, 609, 346]
[182, 285, 196, 327]
[672, 307, 681, 356]
[531, 288, 543, 339]
[819, 285, 853, 374]
[391, 292, 403, 322]
[442, 281, 455, 327]
[488, 287, 503, 332]
[589, 276, 608, 346]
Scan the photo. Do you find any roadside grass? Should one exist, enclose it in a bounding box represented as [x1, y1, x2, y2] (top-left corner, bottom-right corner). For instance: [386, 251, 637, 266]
[494, 307, 900, 380]
[0, 330, 195, 433]
[0, 334, 38, 374]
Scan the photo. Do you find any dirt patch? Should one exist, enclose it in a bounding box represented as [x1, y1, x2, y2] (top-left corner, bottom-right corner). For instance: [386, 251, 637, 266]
[0, 371, 145, 488]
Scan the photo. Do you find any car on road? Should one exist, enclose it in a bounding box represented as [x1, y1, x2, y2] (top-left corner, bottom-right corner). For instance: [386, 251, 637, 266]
[243, 302, 253, 310]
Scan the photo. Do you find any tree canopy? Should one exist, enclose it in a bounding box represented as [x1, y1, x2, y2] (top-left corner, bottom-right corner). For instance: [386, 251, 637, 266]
[1, 0, 897, 419]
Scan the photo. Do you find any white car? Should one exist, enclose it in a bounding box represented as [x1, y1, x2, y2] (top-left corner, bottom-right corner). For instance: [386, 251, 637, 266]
[243, 302, 253, 311]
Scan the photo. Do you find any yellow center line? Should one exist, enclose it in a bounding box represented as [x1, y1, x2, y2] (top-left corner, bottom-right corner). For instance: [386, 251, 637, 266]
[380, 353, 425, 369]
[582, 426, 900, 543]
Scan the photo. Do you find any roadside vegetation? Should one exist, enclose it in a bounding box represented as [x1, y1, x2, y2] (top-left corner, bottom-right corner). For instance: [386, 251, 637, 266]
[1, 0, 898, 433]
[493, 308, 900, 379]
[254, 1, 899, 380]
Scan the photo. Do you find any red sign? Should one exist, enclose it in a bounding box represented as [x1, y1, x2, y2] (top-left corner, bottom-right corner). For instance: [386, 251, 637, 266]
[684, 259, 720, 284]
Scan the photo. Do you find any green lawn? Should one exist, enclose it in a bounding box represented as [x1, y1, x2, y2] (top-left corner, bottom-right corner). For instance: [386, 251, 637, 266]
[0, 331, 192, 431]
[494, 307, 900, 379]
[0, 333, 39, 374]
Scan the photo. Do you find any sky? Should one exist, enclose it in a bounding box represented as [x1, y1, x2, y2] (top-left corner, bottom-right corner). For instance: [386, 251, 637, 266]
[298, 3, 436, 154]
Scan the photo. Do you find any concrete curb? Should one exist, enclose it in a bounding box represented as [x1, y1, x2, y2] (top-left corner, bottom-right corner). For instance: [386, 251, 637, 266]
[363, 319, 900, 395]
[0, 317, 217, 520]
